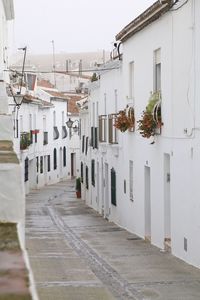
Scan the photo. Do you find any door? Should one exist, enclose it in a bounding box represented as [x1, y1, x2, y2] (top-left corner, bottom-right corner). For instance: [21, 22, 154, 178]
[144, 166, 151, 241]
[164, 154, 171, 250]
[97, 162, 100, 210]
[104, 163, 109, 219]
[71, 153, 75, 178]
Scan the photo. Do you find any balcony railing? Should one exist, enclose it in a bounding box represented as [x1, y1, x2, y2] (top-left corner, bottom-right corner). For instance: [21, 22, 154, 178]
[53, 126, 59, 140]
[20, 132, 31, 150]
[62, 126, 67, 139]
[43, 131, 48, 145]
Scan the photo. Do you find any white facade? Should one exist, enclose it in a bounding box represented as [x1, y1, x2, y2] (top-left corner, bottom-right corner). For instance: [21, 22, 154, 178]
[80, 0, 200, 269]
[0, 0, 26, 242]
[8, 77, 76, 194]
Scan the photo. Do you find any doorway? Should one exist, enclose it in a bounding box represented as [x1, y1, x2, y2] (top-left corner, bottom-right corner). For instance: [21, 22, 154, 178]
[104, 163, 109, 219]
[71, 153, 76, 178]
[144, 166, 151, 241]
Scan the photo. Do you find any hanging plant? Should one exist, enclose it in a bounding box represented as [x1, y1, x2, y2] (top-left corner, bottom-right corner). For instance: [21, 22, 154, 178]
[137, 91, 163, 142]
[114, 108, 135, 132]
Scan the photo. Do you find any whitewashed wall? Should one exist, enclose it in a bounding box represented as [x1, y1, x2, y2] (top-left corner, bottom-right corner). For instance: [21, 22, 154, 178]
[83, 0, 200, 269]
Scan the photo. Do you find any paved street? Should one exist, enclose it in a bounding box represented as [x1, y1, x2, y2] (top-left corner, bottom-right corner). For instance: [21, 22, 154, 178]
[26, 180, 200, 300]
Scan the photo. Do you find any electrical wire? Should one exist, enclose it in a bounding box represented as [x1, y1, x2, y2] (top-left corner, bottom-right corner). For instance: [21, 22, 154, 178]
[4, 66, 121, 75]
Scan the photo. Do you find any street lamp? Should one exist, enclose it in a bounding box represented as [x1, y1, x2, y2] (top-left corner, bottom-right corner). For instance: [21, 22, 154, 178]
[9, 46, 27, 138]
[66, 118, 80, 138]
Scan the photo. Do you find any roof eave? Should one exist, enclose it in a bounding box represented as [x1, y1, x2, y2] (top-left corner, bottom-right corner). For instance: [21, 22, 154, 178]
[116, 0, 173, 42]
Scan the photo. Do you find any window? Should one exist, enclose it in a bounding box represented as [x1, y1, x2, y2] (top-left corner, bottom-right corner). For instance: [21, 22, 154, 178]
[129, 160, 133, 201]
[82, 135, 85, 153]
[91, 127, 94, 148]
[62, 111, 65, 126]
[63, 147, 66, 167]
[129, 61, 134, 99]
[85, 137, 89, 155]
[35, 132, 37, 143]
[94, 128, 98, 149]
[30, 130, 33, 144]
[81, 162, 83, 183]
[36, 157, 39, 173]
[43, 132, 48, 145]
[154, 48, 161, 92]
[24, 157, 29, 182]
[111, 168, 116, 206]
[108, 114, 118, 144]
[53, 126, 59, 140]
[48, 155, 51, 172]
[99, 115, 107, 142]
[90, 127, 98, 149]
[86, 166, 89, 189]
[40, 156, 43, 174]
[53, 148, 57, 170]
[91, 159, 95, 186]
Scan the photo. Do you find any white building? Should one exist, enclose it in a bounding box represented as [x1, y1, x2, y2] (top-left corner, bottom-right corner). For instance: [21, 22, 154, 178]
[0, 0, 26, 243]
[8, 74, 78, 194]
[80, 0, 200, 269]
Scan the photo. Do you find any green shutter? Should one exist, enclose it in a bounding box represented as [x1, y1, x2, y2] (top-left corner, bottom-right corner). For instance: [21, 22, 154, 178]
[95, 127, 98, 149]
[86, 166, 89, 189]
[91, 160, 95, 186]
[81, 162, 83, 182]
[111, 168, 116, 206]
[82, 135, 85, 153]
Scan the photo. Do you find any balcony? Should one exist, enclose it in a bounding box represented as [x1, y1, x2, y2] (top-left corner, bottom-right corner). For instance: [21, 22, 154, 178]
[62, 126, 67, 139]
[20, 132, 31, 150]
[43, 131, 48, 145]
[53, 126, 59, 140]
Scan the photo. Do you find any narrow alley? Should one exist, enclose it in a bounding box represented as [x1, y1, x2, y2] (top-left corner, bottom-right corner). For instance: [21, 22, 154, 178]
[26, 180, 200, 300]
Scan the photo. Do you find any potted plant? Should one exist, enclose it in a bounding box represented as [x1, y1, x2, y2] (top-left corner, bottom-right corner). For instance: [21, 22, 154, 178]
[20, 132, 31, 150]
[137, 91, 163, 143]
[75, 177, 81, 198]
[114, 108, 135, 132]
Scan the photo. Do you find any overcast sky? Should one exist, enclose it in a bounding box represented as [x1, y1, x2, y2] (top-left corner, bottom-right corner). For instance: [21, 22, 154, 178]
[13, 0, 155, 54]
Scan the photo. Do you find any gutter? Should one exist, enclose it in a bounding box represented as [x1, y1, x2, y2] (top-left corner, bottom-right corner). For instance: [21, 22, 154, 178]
[116, 0, 173, 42]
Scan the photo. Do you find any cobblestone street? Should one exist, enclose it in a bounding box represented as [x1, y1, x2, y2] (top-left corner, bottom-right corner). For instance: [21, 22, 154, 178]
[26, 180, 200, 300]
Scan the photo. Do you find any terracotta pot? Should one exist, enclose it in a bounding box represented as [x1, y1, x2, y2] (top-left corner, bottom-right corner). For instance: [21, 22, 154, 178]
[76, 191, 81, 198]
